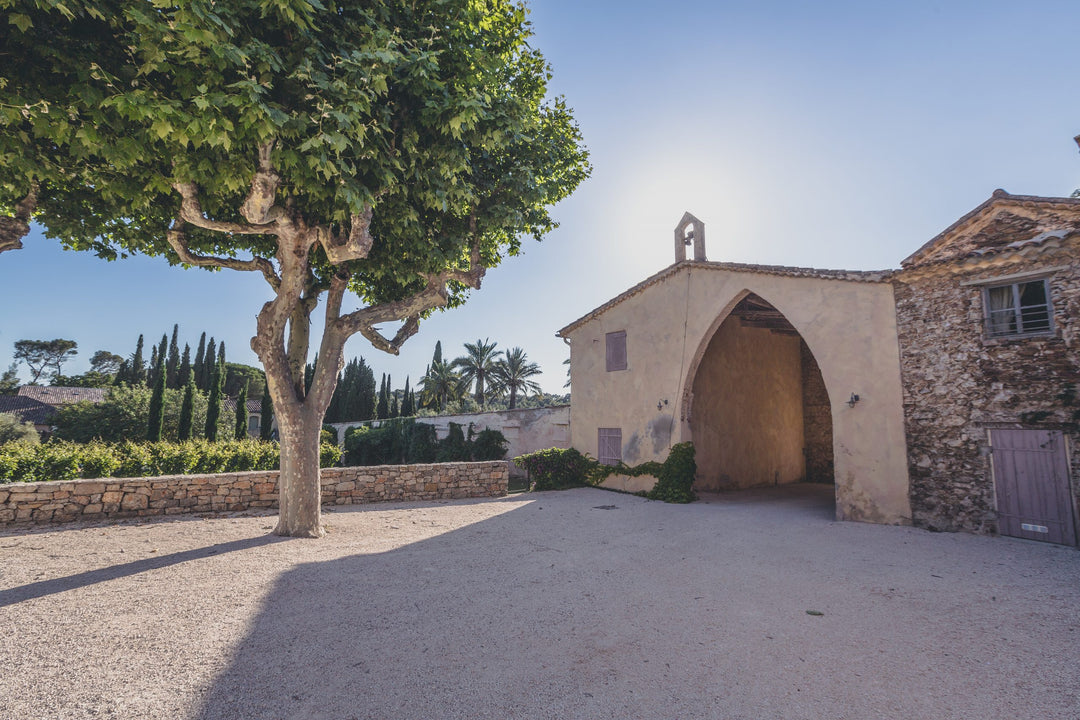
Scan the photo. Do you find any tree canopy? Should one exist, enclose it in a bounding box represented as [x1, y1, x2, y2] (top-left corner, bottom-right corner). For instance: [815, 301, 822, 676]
[0, 0, 589, 536]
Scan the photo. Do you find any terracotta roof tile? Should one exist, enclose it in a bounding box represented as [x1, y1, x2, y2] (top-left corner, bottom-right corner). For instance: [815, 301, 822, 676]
[0, 395, 57, 425]
[16, 386, 108, 405]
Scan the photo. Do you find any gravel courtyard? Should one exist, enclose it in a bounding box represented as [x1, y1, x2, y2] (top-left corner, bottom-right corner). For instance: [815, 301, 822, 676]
[1, 484, 1077, 719]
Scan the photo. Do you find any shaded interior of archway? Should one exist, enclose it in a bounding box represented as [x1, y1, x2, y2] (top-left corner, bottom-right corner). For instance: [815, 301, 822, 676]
[690, 293, 834, 492]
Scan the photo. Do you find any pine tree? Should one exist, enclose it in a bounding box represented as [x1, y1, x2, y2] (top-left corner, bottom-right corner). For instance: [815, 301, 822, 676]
[259, 389, 274, 441]
[146, 355, 166, 442]
[201, 338, 216, 391]
[193, 332, 206, 389]
[166, 324, 180, 388]
[178, 375, 195, 441]
[234, 382, 249, 440]
[376, 374, 389, 419]
[178, 344, 192, 387]
[131, 334, 146, 385]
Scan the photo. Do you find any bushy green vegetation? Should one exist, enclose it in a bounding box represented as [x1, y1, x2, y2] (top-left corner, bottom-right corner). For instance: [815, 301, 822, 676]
[514, 443, 698, 503]
[0, 412, 39, 446]
[52, 385, 217, 443]
[0, 439, 342, 484]
[343, 420, 507, 467]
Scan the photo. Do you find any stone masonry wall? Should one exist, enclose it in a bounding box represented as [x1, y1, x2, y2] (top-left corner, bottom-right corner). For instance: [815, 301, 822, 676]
[0, 461, 509, 527]
[893, 241, 1080, 534]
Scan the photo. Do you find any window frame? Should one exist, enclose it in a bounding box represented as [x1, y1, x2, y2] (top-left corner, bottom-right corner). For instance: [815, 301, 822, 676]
[605, 330, 627, 372]
[980, 277, 1055, 340]
[597, 427, 622, 466]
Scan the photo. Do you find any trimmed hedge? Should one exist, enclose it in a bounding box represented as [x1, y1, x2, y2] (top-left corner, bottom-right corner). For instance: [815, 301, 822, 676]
[0, 439, 342, 484]
[514, 442, 697, 503]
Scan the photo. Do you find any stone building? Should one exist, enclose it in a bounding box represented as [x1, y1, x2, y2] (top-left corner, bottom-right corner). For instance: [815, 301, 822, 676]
[559, 193, 1079, 546]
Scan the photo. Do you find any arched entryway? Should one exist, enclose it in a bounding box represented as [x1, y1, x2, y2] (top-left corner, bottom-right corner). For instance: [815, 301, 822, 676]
[688, 292, 834, 492]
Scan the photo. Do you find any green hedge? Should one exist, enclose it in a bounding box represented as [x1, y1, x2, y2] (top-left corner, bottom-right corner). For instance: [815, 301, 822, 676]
[0, 439, 342, 484]
[514, 442, 697, 503]
[343, 419, 507, 467]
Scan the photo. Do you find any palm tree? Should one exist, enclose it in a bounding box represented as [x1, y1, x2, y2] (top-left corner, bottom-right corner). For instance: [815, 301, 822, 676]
[419, 360, 463, 412]
[494, 347, 543, 409]
[452, 338, 501, 408]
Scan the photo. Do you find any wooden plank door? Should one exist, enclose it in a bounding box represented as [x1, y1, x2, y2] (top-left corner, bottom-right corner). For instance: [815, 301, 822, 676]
[990, 429, 1077, 546]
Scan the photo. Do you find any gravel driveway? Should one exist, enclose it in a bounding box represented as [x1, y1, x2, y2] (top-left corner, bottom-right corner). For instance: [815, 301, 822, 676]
[1, 484, 1077, 719]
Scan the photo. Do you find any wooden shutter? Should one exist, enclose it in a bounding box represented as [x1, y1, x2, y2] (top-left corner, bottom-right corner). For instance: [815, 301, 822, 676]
[598, 427, 621, 465]
[606, 331, 627, 372]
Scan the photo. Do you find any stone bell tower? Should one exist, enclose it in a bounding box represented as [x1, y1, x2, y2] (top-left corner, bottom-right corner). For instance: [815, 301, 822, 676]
[674, 212, 705, 263]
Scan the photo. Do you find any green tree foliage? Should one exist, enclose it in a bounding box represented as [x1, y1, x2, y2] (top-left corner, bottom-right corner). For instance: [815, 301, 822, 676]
[204, 355, 224, 441]
[201, 338, 216, 393]
[1, 0, 589, 536]
[146, 355, 166, 441]
[234, 382, 249, 440]
[166, 324, 180, 388]
[89, 350, 124, 375]
[0, 364, 19, 395]
[224, 362, 266, 399]
[53, 384, 212, 443]
[13, 338, 77, 384]
[493, 346, 542, 409]
[178, 344, 192, 387]
[178, 375, 196, 441]
[259, 389, 274, 441]
[129, 334, 146, 386]
[51, 371, 115, 388]
[0, 412, 40, 445]
[325, 356, 375, 423]
[435, 422, 471, 463]
[193, 333, 206, 389]
[453, 339, 501, 408]
[376, 374, 389, 420]
[401, 377, 414, 417]
[419, 360, 463, 412]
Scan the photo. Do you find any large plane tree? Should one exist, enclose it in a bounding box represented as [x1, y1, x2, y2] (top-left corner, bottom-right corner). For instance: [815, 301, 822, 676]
[0, 0, 589, 536]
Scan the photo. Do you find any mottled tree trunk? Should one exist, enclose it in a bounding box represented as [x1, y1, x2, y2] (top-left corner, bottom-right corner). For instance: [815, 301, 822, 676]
[273, 402, 326, 537]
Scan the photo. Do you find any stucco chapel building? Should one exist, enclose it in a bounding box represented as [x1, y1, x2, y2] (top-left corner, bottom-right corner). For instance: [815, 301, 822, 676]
[559, 191, 1080, 546]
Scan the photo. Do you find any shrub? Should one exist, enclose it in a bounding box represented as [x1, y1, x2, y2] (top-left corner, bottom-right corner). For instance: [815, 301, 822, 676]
[646, 442, 697, 503]
[470, 428, 508, 461]
[321, 425, 338, 445]
[514, 447, 594, 491]
[404, 422, 437, 464]
[435, 422, 470, 462]
[0, 439, 337, 483]
[0, 412, 40, 446]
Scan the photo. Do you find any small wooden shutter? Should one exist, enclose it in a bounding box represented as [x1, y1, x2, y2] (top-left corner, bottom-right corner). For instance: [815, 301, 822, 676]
[598, 428, 621, 465]
[606, 331, 627, 372]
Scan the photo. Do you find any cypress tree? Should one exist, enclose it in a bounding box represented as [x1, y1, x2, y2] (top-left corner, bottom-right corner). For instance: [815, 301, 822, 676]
[201, 338, 216, 391]
[178, 375, 195, 441]
[259, 388, 274, 441]
[113, 359, 129, 386]
[376, 374, 388, 420]
[166, 324, 180, 388]
[193, 332, 206, 388]
[148, 345, 159, 386]
[390, 393, 399, 418]
[360, 359, 376, 420]
[401, 377, 413, 417]
[205, 356, 223, 441]
[432, 340, 442, 365]
[178, 343, 192, 387]
[217, 340, 225, 368]
[155, 334, 167, 386]
[234, 382, 249, 440]
[146, 355, 166, 442]
[304, 353, 317, 394]
[131, 334, 145, 385]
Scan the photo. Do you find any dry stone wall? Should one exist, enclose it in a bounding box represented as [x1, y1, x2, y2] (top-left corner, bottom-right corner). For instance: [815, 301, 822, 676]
[893, 242, 1080, 534]
[0, 462, 509, 527]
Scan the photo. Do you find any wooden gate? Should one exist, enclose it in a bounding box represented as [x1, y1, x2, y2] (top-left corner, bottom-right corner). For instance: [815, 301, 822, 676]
[990, 429, 1077, 546]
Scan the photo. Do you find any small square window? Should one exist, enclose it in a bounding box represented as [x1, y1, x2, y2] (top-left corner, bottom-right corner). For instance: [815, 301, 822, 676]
[983, 279, 1054, 338]
[598, 428, 622, 465]
[606, 331, 627, 371]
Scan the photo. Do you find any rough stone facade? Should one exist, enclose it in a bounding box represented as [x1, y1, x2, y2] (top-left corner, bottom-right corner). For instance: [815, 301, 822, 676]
[893, 195, 1080, 535]
[0, 461, 509, 527]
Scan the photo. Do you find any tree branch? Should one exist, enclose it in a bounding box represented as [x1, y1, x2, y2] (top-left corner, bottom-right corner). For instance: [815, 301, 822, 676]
[335, 232, 487, 354]
[240, 142, 284, 225]
[319, 204, 375, 264]
[0, 184, 39, 254]
[173, 181, 279, 236]
[166, 222, 281, 290]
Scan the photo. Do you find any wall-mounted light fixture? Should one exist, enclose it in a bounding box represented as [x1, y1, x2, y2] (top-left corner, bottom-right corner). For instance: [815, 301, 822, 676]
[847, 393, 860, 408]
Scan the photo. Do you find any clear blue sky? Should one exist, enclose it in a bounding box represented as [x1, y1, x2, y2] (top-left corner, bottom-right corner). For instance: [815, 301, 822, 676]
[2, 0, 1079, 392]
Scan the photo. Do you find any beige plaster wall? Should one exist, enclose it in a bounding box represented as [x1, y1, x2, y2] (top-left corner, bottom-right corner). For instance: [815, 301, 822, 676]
[565, 264, 912, 525]
[691, 319, 805, 490]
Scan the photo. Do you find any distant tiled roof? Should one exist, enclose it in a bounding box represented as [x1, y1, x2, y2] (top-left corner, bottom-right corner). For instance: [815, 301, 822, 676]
[17, 386, 108, 406]
[222, 397, 263, 414]
[556, 260, 889, 337]
[0, 395, 57, 426]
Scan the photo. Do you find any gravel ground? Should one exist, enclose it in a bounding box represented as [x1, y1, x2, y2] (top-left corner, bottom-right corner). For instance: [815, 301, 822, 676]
[1, 484, 1078, 720]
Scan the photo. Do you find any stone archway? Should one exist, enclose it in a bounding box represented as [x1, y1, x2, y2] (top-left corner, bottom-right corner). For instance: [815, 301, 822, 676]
[687, 292, 834, 492]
